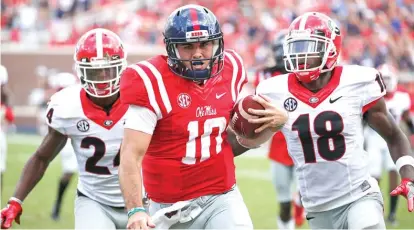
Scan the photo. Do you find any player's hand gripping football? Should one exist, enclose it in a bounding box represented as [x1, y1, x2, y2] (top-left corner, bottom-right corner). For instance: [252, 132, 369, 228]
[127, 211, 155, 230]
[248, 94, 288, 133]
[390, 178, 414, 212]
[1, 200, 22, 229]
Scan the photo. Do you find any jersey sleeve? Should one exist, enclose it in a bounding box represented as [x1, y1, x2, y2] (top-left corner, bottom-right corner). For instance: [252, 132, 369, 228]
[45, 93, 68, 135]
[361, 69, 386, 113]
[225, 50, 248, 102]
[120, 64, 171, 120]
[124, 105, 157, 135]
[255, 76, 285, 104]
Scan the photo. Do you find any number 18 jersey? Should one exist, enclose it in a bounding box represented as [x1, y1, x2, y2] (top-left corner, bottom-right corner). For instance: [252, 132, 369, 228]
[120, 51, 247, 203]
[256, 65, 385, 212]
[46, 85, 128, 207]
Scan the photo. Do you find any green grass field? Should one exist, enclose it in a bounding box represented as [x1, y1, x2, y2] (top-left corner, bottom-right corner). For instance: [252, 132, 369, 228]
[1, 134, 413, 229]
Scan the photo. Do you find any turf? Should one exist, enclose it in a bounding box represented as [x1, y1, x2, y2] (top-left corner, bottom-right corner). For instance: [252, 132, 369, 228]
[1, 134, 413, 229]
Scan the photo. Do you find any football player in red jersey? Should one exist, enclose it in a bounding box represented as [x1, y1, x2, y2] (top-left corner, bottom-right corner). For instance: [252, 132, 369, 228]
[254, 30, 304, 229]
[118, 4, 285, 230]
[1, 28, 131, 229]
[252, 12, 414, 229]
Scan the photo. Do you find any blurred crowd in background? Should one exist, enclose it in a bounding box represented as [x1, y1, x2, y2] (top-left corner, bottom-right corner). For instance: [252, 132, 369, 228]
[2, 0, 413, 69]
[2, 0, 414, 108]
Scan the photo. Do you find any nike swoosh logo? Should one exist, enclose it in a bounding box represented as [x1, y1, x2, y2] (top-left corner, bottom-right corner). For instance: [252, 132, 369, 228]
[329, 96, 343, 103]
[216, 92, 226, 99]
[306, 216, 315, 220]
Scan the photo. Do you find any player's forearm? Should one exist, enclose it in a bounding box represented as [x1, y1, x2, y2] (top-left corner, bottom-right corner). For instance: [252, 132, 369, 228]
[119, 152, 144, 209]
[227, 128, 249, 157]
[13, 154, 50, 201]
[388, 128, 414, 180]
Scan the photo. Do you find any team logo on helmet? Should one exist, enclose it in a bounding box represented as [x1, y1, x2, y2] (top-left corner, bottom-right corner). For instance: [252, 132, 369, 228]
[284, 97, 297, 112]
[77, 119, 90, 132]
[177, 93, 191, 109]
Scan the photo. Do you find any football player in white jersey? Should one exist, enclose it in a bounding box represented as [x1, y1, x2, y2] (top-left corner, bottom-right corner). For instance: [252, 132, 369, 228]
[0, 28, 129, 229]
[0, 64, 15, 194]
[364, 63, 412, 225]
[43, 72, 80, 221]
[243, 12, 414, 229]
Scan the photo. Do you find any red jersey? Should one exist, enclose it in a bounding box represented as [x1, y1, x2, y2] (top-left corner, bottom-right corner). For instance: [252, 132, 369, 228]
[120, 50, 247, 203]
[254, 69, 293, 166]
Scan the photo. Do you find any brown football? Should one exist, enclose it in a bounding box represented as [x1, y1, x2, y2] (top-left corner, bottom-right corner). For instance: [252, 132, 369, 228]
[230, 95, 265, 139]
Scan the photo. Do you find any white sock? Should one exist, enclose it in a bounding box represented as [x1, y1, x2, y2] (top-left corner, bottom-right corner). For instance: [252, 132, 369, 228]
[277, 216, 294, 230]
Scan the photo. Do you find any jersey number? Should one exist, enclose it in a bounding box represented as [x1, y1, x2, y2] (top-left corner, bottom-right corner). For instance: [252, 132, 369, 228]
[375, 73, 385, 92]
[46, 108, 54, 124]
[292, 111, 345, 163]
[183, 117, 227, 165]
[81, 137, 120, 175]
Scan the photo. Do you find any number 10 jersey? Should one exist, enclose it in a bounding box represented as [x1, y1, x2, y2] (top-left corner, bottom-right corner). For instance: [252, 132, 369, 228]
[46, 85, 128, 207]
[120, 51, 247, 203]
[256, 65, 386, 212]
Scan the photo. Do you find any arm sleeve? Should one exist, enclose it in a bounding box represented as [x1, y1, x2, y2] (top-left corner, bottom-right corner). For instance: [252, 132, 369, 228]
[45, 94, 67, 135]
[362, 70, 386, 113]
[120, 66, 158, 117]
[124, 105, 157, 135]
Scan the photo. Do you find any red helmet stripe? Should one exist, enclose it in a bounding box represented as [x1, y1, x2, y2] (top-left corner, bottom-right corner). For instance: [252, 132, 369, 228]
[96, 29, 103, 58]
[189, 8, 200, 31]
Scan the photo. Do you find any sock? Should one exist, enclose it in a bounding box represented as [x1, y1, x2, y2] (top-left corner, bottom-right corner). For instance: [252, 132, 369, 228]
[389, 195, 398, 217]
[287, 218, 295, 230]
[53, 180, 70, 215]
[277, 216, 294, 230]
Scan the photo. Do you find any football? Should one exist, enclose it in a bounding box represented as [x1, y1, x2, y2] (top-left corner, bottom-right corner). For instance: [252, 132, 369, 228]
[230, 95, 265, 139]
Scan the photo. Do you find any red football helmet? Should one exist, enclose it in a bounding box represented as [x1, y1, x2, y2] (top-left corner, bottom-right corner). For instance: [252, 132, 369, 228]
[74, 28, 127, 98]
[378, 64, 398, 94]
[283, 12, 342, 83]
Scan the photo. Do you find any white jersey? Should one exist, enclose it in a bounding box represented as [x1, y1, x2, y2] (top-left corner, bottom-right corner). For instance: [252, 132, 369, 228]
[256, 65, 385, 212]
[364, 91, 411, 150]
[46, 85, 128, 207]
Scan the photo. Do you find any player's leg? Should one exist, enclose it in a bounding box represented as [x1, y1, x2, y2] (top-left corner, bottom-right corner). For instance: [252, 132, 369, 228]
[202, 186, 253, 229]
[0, 132, 7, 195]
[293, 190, 304, 227]
[74, 194, 117, 229]
[384, 150, 399, 225]
[98, 205, 128, 229]
[367, 145, 383, 183]
[150, 186, 253, 229]
[51, 143, 77, 220]
[347, 192, 385, 229]
[270, 161, 295, 229]
[305, 209, 336, 229]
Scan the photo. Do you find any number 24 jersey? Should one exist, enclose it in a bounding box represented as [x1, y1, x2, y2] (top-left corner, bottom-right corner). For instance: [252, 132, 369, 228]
[256, 65, 385, 212]
[46, 85, 128, 207]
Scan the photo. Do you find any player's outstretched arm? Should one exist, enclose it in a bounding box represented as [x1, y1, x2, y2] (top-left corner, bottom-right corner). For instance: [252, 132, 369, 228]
[365, 98, 414, 211]
[119, 128, 155, 229]
[1, 127, 67, 228]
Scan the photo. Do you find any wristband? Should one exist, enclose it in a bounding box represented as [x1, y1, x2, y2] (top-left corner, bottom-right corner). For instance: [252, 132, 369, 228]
[9, 197, 23, 205]
[396, 155, 414, 172]
[127, 207, 146, 218]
